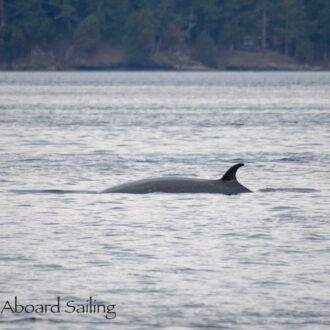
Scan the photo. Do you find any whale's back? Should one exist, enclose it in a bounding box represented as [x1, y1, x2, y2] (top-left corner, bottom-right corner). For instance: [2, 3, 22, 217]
[102, 163, 251, 194]
[103, 177, 250, 195]
[103, 177, 220, 194]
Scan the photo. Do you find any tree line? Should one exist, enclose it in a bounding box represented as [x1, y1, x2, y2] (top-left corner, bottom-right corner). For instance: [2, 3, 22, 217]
[0, 0, 329, 66]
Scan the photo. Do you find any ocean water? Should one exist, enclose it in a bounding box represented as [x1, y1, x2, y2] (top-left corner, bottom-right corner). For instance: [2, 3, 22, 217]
[0, 71, 329, 329]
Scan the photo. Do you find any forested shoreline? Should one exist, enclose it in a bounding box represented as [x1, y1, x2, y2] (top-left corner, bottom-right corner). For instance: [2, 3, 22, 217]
[0, 0, 329, 70]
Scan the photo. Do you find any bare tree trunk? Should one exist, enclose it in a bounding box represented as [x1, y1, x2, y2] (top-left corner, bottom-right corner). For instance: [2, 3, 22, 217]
[186, 7, 195, 40]
[261, 5, 267, 49]
[324, 32, 328, 60]
[294, 40, 299, 60]
[154, 35, 162, 55]
[0, 0, 5, 31]
[284, 11, 289, 56]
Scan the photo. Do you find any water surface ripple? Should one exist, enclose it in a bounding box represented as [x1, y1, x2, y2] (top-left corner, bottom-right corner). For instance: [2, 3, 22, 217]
[0, 71, 329, 329]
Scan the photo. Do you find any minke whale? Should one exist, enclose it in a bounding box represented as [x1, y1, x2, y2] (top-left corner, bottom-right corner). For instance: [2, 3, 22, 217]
[102, 163, 251, 195]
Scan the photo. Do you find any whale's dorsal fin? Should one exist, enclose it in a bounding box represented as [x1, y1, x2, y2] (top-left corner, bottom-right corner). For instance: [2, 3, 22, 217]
[220, 163, 244, 181]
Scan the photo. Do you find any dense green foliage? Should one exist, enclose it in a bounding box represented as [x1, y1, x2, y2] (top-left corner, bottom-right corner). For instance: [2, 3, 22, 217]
[0, 0, 329, 64]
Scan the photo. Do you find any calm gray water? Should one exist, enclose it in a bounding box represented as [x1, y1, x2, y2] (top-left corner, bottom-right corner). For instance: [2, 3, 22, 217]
[0, 71, 329, 329]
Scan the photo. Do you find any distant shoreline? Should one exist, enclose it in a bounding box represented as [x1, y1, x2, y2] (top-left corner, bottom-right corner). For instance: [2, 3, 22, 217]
[0, 68, 327, 72]
[1, 46, 327, 72]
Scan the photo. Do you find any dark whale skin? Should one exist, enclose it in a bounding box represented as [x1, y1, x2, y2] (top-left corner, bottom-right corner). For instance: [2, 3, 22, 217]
[102, 163, 251, 195]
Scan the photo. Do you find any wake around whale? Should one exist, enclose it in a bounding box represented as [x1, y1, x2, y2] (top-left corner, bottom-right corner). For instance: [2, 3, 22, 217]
[102, 163, 251, 195]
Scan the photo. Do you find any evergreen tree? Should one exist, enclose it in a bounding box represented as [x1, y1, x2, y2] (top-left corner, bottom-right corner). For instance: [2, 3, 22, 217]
[192, 30, 217, 66]
[73, 13, 100, 51]
[304, 0, 330, 60]
[124, 9, 156, 65]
